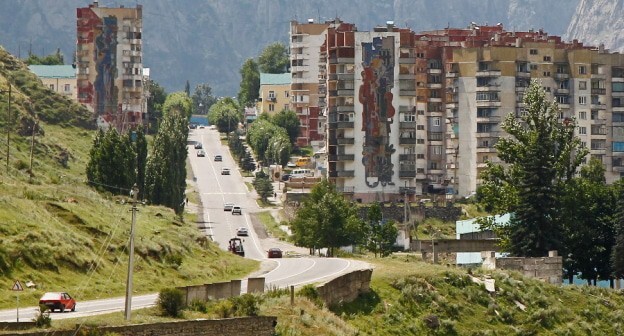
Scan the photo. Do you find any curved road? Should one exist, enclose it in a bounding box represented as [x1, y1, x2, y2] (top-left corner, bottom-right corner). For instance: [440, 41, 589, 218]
[0, 126, 367, 322]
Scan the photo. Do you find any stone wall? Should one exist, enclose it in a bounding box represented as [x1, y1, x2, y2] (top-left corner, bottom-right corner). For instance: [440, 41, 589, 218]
[12, 317, 277, 336]
[177, 279, 250, 306]
[0, 321, 36, 331]
[316, 269, 373, 306]
[482, 250, 563, 284]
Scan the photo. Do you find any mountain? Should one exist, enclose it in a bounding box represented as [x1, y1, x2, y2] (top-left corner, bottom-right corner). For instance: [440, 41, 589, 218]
[0, 0, 584, 96]
[565, 0, 624, 52]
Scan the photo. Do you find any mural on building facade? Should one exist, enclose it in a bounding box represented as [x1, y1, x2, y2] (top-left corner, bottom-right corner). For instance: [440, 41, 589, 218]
[94, 16, 119, 126]
[359, 36, 396, 188]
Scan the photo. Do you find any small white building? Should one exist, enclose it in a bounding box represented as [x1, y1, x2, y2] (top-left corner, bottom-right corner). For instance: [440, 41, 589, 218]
[456, 213, 509, 265]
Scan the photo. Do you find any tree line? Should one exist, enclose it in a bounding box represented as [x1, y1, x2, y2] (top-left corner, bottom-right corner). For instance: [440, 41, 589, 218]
[86, 92, 191, 215]
[477, 80, 624, 285]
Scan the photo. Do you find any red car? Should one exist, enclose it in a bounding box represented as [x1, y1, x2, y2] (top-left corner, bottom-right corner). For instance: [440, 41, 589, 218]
[39, 292, 76, 312]
[268, 248, 283, 258]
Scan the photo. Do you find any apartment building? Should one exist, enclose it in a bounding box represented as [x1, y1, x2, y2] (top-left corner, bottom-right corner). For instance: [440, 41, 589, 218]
[76, 1, 146, 131]
[290, 20, 338, 150]
[298, 20, 624, 202]
[258, 73, 291, 116]
[28, 65, 78, 101]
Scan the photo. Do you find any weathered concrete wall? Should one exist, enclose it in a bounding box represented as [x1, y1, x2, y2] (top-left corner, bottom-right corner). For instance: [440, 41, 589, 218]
[316, 269, 373, 306]
[483, 250, 562, 284]
[0, 321, 36, 331]
[13, 316, 277, 336]
[412, 239, 501, 253]
[247, 277, 266, 293]
[178, 279, 252, 306]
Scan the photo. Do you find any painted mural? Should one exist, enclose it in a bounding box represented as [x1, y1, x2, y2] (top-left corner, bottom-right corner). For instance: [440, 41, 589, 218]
[359, 36, 396, 188]
[94, 16, 119, 125]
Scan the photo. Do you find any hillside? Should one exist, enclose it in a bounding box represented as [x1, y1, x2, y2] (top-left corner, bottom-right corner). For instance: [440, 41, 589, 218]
[565, 0, 624, 52]
[0, 0, 580, 96]
[0, 47, 257, 309]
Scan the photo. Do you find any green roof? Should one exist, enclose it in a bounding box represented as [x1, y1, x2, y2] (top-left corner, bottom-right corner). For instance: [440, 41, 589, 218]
[28, 65, 76, 79]
[260, 73, 290, 85]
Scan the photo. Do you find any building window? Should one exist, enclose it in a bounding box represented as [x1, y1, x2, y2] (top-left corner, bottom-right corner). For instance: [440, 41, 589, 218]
[432, 146, 442, 155]
[579, 65, 587, 74]
[269, 104, 275, 112]
[417, 125, 425, 130]
[285, 91, 289, 98]
[417, 168, 425, 174]
[543, 71, 551, 77]
[64, 84, 71, 92]
[579, 96, 587, 105]
[417, 154, 425, 159]
[268, 91, 275, 100]
[433, 117, 440, 126]
[416, 52, 425, 58]
[543, 56, 552, 62]
[417, 139, 425, 144]
[579, 126, 587, 135]
[530, 49, 538, 55]
[477, 123, 493, 133]
[579, 111, 587, 120]
[417, 110, 425, 115]
[430, 162, 438, 170]
[579, 81, 587, 90]
[530, 64, 538, 70]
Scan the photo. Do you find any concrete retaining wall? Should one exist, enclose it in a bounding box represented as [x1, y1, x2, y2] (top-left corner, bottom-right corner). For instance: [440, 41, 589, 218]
[483, 250, 562, 284]
[12, 316, 277, 336]
[247, 277, 266, 293]
[316, 269, 373, 306]
[0, 321, 36, 331]
[177, 279, 251, 306]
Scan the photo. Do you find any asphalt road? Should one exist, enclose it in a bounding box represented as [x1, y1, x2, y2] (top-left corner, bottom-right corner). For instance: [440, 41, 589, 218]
[0, 126, 367, 322]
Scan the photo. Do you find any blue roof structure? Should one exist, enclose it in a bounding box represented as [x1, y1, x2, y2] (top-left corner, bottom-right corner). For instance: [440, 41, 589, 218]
[28, 65, 76, 78]
[260, 73, 290, 85]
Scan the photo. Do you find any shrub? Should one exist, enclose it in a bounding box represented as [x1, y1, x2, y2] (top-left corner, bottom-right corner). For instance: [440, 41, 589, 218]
[230, 293, 261, 316]
[157, 288, 184, 317]
[33, 306, 51, 328]
[212, 299, 234, 318]
[187, 300, 208, 313]
[298, 284, 321, 306]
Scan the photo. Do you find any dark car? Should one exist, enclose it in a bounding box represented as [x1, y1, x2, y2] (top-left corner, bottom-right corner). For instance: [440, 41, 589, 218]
[268, 248, 283, 258]
[281, 173, 291, 182]
[39, 292, 76, 312]
[214, 155, 223, 162]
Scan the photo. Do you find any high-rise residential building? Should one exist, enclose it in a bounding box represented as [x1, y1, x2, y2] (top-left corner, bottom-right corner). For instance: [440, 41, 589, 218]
[297, 20, 624, 203]
[76, 1, 145, 131]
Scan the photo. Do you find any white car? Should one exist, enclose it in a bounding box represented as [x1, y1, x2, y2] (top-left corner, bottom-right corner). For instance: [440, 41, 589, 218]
[223, 203, 234, 211]
[232, 206, 242, 215]
[221, 168, 231, 175]
[236, 227, 248, 236]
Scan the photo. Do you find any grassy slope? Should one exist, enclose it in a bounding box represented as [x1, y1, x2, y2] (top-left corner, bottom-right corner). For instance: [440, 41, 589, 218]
[0, 48, 257, 309]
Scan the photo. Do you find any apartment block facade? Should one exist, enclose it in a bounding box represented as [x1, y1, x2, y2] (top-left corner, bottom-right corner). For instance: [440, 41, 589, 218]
[258, 73, 291, 116]
[293, 20, 624, 202]
[76, 1, 146, 131]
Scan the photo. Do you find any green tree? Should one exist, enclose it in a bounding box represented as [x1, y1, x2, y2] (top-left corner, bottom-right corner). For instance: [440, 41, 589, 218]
[228, 132, 246, 159]
[240, 150, 256, 173]
[252, 173, 274, 203]
[246, 119, 275, 165]
[266, 130, 292, 166]
[272, 109, 300, 144]
[238, 58, 260, 107]
[132, 126, 148, 199]
[561, 159, 617, 284]
[477, 80, 588, 257]
[258, 42, 289, 74]
[162, 92, 193, 119]
[290, 179, 365, 256]
[24, 49, 64, 65]
[145, 79, 167, 133]
[144, 92, 190, 215]
[208, 98, 240, 133]
[365, 202, 399, 257]
[613, 181, 624, 280]
[192, 83, 217, 114]
[184, 80, 191, 97]
[85, 127, 136, 195]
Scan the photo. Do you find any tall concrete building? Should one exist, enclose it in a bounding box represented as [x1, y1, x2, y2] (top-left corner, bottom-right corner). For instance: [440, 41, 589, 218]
[298, 20, 624, 202]
[76, 1, 145, 131]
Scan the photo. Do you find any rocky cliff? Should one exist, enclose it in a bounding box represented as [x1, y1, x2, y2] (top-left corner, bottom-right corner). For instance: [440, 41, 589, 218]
[0, 0, 584, 96]
[566, 0, 624, 51]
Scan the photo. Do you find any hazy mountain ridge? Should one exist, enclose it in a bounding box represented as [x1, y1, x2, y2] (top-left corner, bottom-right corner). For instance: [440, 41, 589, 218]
[0, 0, 609, 96]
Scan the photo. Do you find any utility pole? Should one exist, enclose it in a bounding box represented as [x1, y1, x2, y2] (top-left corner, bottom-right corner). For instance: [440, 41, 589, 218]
[124, 184, 139, 321]
[5, 84, 11, 173]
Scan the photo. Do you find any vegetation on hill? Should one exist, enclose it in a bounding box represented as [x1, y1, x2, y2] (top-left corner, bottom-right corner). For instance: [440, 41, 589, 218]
[0, 48, 257, 309]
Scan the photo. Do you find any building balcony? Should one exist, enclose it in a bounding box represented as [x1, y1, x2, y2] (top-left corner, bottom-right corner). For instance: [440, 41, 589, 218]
[613, 77, 624, 83]
[476, 132, 500, 138]
[476, 116, 501, 123]
[399, 154, 417, 161]
[399, 89, 417, 96]
[476, 101, 501, 108]
[336, 89, 354, 97]
[329, 170, 355, 178]
[427, 68, 442, 74]
[613, 105, 624, 112]
[556, 88, 570, 95]
[328, 154, 355, 161]
[554, 73, 569, 80]
[476, 70, 501, 77]
[428, 97, 443, 103]
[336, 137, 355, 145]
[446, 72, 458, 78]
[477, 146, 497, 153]
[558, 103, 570, 109]
[329, 57, 355, 64]
[399, 73, 415, 80]
[336, 105, 355, 112]
[591, 73, 607, 79]
[515, 86, 527, 93]
[476, 85, 501, 92]
[337, 73, 355, 81]
[399, 171, 417, 178]
[427, 83, 443, 89]
[399, 138, 417, 145]
[516, 71, 531, 78]
[591, 88, 606, 95]
[612, 91, 624, 97]
[591, 118, 607, 125]
[399, 57, 416, 64]
[291, 65, 309, 73]
[399, 121, 417, 129]
[591, 102, 607, 110]
[335, 186, 355, 193]
[327, 121, 354, 129]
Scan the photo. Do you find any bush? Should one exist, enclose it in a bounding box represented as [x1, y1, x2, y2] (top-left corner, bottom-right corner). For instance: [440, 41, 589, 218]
[33, 305, 51, 328]
[212, 299, 234, 318]
[230, 293, 262, 316]
[158, 288, 184, 317]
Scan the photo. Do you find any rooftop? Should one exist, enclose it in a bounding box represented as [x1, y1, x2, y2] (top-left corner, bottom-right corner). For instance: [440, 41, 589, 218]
[28, 65, 76, 79]
[260, 73, 290, 85]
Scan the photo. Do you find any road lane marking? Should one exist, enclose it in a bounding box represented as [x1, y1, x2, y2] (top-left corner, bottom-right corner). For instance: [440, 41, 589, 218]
[267, 259, 318, 284]
[287, 259, 352, 287]
[243, 212, 265, 259]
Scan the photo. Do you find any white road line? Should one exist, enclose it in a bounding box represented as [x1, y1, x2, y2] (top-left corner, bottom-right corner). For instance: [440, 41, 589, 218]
[203, 192, 246, 195]
[288, 259, 352, 287]
[268, 259, 318, 283]
[243, 212, 265, 259]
